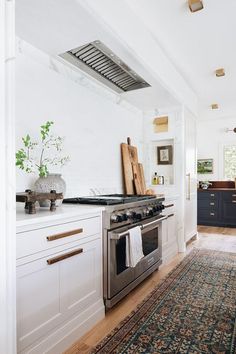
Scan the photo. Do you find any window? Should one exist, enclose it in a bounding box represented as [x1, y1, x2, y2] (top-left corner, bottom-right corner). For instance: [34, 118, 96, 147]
[224, 145, 236, 180]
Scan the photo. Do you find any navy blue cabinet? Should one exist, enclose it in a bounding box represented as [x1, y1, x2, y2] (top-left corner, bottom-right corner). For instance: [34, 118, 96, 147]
[221, 191, 236, 225]
[198, 190, 236, 227]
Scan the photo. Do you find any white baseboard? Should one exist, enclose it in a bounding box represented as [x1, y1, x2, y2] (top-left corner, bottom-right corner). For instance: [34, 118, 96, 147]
[185, 230, 198, 243]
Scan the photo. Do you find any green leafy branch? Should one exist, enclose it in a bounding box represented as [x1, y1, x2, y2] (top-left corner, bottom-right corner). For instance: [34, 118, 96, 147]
[15, 121, 70, 177]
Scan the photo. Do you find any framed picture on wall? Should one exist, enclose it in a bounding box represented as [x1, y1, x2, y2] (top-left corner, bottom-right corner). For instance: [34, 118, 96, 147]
[197, 158, 213, 174]
[157, 145, 173, 165]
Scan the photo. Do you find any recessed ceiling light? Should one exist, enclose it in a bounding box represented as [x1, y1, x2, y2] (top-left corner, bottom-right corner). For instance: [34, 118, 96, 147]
[188, 0, 204, 13]
[211, 104, 219, 110]
[215, 68, 225, 77]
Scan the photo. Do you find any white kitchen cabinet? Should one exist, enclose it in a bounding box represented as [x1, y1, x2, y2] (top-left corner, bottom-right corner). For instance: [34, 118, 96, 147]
[162, 201, 178, 262]
[16, 216, 101, 259]
[184, 109, 198, 242]
[143, 107, 197, 254]
[16, 207, 105, 354]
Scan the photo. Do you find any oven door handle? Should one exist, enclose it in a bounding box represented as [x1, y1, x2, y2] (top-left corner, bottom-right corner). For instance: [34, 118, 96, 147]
[110, 216, 168, 240]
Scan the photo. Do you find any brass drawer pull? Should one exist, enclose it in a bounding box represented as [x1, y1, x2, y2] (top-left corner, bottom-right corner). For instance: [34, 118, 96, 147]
[210, 194, 215, 197]
[47, 228, 83, 241]
[210, 202, 215, 206]
[47, 248, 83, 265]
[210, 212, 215, 216]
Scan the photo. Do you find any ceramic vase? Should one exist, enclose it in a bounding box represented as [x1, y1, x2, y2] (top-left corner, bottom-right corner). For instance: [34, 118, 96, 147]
[34, 173, 66, 207]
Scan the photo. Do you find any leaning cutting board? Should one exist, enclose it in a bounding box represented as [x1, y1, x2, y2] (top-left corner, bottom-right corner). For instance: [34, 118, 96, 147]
[121, 138, 139, 194]
[121, 143, 134, 194]
[132, 163, 143, 195]
[138, 163, 146, 194]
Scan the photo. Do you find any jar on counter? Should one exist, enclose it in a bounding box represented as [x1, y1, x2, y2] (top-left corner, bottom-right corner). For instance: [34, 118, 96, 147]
[152, 172, 159, 185]
[158, 176, 164, 185]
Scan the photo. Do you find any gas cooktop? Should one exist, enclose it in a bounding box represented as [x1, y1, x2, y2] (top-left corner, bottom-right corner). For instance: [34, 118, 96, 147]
[63, 194, 156, 205]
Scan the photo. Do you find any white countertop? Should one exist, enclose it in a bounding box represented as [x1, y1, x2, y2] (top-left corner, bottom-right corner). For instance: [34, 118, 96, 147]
[16, 202, 105, 228]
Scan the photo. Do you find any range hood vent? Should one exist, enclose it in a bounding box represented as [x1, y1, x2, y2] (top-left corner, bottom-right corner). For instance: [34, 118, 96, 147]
[60, 41, 150, 93]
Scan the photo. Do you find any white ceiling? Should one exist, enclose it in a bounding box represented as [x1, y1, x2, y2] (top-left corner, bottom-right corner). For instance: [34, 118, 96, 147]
[15, 0, 179, 112]
[16, 0, 236, 119]
[126, 0, 236, 120]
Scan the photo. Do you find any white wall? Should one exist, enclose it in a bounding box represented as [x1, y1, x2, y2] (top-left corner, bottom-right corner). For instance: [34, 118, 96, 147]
[0, 1, 16, 353]
[16, 40, 143, 196]
[197, 116, 236, 180]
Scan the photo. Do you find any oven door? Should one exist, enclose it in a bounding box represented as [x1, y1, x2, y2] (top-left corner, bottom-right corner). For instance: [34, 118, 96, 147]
[107, 215, 166, 299]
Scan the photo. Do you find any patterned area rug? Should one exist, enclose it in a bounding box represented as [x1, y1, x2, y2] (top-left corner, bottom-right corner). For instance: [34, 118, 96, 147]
[91, 249, 236, 354]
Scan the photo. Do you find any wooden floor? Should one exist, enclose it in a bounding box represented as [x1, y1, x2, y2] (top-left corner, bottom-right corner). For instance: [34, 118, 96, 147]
[64, 226, 236, 354]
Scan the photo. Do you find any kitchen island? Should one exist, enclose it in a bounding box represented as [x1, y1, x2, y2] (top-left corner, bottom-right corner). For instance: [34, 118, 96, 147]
[16, 204, 105, 354]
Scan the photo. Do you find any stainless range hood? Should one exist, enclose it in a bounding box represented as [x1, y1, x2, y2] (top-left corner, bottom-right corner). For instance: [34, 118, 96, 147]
[60, 41, 150, 93]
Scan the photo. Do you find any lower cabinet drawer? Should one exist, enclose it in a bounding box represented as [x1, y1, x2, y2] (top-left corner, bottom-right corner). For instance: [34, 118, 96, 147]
[17, 216, 101, 259]
[198, 191, 218, 200]
[198, 208, 218, 221]
[221, 191, 236, 201]
[198, 199, 218, 209]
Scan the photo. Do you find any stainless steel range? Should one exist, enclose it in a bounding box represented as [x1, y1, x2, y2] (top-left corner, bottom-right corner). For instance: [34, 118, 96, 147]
[63, 194, 171, 308]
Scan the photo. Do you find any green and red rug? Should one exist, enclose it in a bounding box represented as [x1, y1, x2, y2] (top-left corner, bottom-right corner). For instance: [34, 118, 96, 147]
[92, 249, 236, 354]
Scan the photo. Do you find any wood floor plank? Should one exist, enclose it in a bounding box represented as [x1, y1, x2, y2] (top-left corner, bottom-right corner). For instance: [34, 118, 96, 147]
[64, 226, 236, 354]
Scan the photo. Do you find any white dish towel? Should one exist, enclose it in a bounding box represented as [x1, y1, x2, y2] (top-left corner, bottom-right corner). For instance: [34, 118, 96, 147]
[126, 226, 144, 268]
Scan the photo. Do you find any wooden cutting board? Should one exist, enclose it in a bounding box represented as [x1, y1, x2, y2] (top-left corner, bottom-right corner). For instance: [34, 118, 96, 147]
[138, 163, 146, 194]
[121, 138, 139, 194]
[121, 138, 147, 195]
[132, 163, 143, 195]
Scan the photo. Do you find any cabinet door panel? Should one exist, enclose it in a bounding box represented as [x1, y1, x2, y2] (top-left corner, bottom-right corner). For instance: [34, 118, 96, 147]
[185, 110, 197, 242]
[161, 219, 168, 247]
[17, 238, 102, 352]
[167, 214, 176, 243]
[17, 258, 63, 351]
[221, 201, 236, 224]
[60, 239, 102, 315]
[185, 194, 197, 242]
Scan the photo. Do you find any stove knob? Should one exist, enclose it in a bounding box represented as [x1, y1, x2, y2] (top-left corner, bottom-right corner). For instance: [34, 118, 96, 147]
[127, 211, 135, 219]
[117, 214, 129, 222]
[111, 215, 117, 222]
[148, 208, 154, 216]
[144, 208, 153, 216]
[135, 213, 142, 220]
[122, 213, 128, 221]
[111, 214, 121, 223]
[117, 215, 124, 222]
